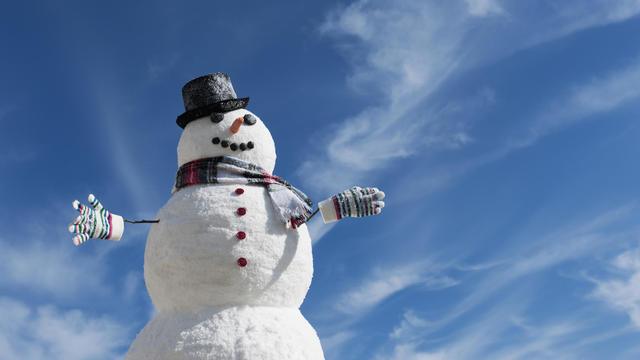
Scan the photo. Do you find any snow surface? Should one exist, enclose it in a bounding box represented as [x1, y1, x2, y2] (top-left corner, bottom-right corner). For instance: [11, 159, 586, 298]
[126, 306, 324, 360]
[177, 109, 276, 172]
[144, 183, 314, 311]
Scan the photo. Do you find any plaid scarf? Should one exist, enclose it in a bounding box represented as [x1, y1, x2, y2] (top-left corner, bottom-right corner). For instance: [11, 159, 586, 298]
[174, 156, 313, 226]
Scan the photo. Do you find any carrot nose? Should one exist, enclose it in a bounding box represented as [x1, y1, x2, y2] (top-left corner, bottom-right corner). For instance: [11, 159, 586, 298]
[230, 117, 243, 134]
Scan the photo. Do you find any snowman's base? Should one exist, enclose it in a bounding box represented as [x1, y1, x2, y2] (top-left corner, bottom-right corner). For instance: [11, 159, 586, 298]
[125, 305, 325, 360]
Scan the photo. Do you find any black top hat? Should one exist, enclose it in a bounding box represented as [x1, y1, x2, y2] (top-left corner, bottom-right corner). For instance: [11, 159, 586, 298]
[176, 73, 249, 128]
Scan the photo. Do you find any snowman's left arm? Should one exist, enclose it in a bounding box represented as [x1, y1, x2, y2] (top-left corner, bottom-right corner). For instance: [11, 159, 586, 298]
[315, 186, 385, 224]
[68, 194, 159, 246]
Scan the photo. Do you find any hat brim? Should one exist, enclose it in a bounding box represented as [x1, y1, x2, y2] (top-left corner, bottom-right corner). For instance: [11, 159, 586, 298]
[176, 97, 250, 128]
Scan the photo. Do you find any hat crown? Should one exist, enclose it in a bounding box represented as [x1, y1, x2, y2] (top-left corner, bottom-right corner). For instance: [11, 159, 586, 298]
[182, 73, 238, 112]
[176, 72, 249, 128]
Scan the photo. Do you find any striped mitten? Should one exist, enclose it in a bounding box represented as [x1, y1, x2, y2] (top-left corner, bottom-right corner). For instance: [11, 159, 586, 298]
[318, 186, 385, 223]
[68, 194, 124, 246]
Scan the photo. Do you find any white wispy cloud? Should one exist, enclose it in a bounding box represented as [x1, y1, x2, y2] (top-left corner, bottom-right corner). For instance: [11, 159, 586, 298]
[381, 301, 635, 360]
[378, 294, 605, 360]
[320, 331, 357, 360]
[0, 205, 142, 303]
[430, 205, 637, 332]
[335, 260, 458, 315]
[390, 310, 432, 340]
[321, 205, 637, 358]
[95, 95, 151, 212]
[305, 0, 469, 193]
[526, 0, 640, 47]
[303, 0, 640, 195]
[521, 59, 640, 148]
[321, 204, 635, 360]
[0, 238, 108, 300]
[488, 321, 581, 360]
[465, 0, 505, 17]
[0, 296, 129, 360]
[392, 58, 640, 203]
[83, 68, 164, 218]
[590, 247, 640, 328]
[122, 270, 144, 303]
[378, 294, 531, 360]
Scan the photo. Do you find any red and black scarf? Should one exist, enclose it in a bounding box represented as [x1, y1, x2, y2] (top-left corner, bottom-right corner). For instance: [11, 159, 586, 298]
[174, 156, 313, 226]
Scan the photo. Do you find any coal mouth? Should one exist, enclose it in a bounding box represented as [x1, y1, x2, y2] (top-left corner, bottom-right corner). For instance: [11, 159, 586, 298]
[211, 137, 254, 152]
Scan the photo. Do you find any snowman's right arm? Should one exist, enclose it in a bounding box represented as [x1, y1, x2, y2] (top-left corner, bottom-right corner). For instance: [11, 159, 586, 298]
[318, 186, 385, 224]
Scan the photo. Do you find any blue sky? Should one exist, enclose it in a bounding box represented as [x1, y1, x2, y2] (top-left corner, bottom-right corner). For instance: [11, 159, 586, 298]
[1, 0, 640, 358]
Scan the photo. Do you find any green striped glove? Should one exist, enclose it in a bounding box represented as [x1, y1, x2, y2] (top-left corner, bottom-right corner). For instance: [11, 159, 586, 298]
[318, 186, 385, 223]
[68, 194, 124, 246]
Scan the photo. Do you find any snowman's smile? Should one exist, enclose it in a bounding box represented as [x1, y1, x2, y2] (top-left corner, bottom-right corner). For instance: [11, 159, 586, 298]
[211, 137, 254, 152]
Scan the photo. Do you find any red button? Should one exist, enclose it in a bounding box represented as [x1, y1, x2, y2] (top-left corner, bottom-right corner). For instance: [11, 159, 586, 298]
[236, 231, 246, 240]
[237, 207, 246, 216]
[237, 257, 247, 267]
[235, 188, 244, 195]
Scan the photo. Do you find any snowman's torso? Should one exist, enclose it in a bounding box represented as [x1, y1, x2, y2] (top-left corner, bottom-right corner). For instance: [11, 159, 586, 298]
[145, 183, 313, 311]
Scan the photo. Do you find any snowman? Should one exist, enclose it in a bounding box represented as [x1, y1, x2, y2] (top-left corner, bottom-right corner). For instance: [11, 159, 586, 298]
[68, 73, 385, 359]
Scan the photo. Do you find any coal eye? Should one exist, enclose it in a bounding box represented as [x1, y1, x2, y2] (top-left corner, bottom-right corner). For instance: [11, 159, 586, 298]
[210, 113, 224, 123]
[243, 114, 256, 126]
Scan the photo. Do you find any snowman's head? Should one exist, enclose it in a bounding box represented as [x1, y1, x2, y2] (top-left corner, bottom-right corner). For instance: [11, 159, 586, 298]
[177, 109, 277, 173]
